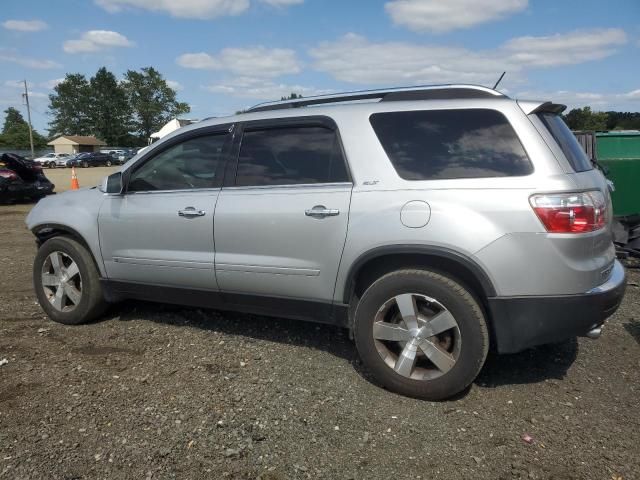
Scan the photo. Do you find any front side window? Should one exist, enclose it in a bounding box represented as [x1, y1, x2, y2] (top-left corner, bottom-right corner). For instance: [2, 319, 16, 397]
[128, 133, 228, 192]
[235, 126, 349, 187]
[370, 109, 533, 180]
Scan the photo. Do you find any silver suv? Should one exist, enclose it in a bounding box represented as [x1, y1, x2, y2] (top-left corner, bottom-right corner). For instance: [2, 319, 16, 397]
[26, 85, 626, 400]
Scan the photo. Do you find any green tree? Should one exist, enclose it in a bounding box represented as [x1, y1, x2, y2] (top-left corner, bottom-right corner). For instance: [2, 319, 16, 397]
[605, 111, 640, 130]
[0, 107, 47, 149]
[2, 107, 26, 134]
[88, 67, 130, 145]
[123, 67, 190, 140]
[48, 73, 91, 137]
[563, 107, 609, 131]
[280, 92, 302, 100]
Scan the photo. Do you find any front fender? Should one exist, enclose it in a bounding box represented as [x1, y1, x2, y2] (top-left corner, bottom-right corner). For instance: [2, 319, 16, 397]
[26, 188, 107, 276]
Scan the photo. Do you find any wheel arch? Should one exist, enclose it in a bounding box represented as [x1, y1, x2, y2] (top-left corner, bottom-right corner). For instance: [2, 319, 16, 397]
[31, 223, 105, 276]
[342, 245, 497, 308]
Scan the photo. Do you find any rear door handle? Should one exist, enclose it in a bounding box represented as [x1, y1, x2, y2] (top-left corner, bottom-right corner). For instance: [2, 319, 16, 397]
[178, 207, 206, 217]
[305, 205, 340, 218]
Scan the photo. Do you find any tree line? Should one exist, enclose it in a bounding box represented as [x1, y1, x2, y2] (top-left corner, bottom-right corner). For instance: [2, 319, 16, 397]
[0, 66, 189, 150]
[562, 107, 640, 131]
[48, 66, 189, 146]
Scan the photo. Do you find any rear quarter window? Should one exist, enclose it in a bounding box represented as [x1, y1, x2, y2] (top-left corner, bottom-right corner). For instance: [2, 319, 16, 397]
[370, 109, 532, 180]
[537, 113, 593, 172]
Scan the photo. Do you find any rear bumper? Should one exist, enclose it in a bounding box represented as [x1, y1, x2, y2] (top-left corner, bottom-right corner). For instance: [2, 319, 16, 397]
[488, 260, 626, 353]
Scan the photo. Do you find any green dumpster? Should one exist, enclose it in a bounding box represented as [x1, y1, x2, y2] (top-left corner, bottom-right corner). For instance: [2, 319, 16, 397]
[595, 131, 640, 218]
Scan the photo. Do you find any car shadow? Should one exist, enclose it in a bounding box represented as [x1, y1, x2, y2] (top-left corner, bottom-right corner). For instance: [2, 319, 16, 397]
[476, 339, 578, 387]
[104, 301, 579, 395]
[107, 300, 358, 362]
[623, 319, 640, 345]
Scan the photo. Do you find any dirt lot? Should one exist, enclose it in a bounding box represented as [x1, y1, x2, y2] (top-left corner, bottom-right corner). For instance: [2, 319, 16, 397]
[1, 200, 639, 480]
[44, 166, 120, 193]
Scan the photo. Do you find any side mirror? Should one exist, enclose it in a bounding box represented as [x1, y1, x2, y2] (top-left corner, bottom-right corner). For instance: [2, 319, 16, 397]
[99, 172, 123, 194]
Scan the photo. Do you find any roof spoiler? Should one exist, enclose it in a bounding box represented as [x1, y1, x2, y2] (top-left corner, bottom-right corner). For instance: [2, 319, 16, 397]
[517, 100, 567, 115]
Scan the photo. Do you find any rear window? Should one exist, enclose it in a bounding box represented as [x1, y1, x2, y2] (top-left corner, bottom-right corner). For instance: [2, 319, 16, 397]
[537, 113, 593, 172]
[370, 109, 532, 180]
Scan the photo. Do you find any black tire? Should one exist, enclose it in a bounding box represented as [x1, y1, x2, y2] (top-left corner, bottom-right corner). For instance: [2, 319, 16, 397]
[33, 236, 106, 325]
[82, 161, 89, 168]
[106, 160, 112, 167]
[48, 161, 56, 168]
[353, 269, 489, 400]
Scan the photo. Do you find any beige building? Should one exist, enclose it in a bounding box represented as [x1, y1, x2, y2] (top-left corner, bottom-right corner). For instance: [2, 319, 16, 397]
[47, 135, 106, 155]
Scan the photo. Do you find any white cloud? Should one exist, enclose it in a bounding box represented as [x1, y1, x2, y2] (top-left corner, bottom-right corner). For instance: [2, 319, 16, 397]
[260, 0, 303, 6]
[95, 0, 301, 18]
[40, 78, 65, 89]
[204, 77, 331, 100]
[309, 29, 628, 86]
[503, 29, 628, 67]
[95, 0, 251, 18]
[516, 89, 640, 111]
[2, 19, 48, 32]
[2, 80, 48, 98]
[310, 33, 510, 86]
[0, 52, 61, 69]
[177, 46, 300, 77]
[176, 53, 218, 69]
[166, 80, 183, 91]
[63, 30, 134, 54]
[385, 0, 527, 33]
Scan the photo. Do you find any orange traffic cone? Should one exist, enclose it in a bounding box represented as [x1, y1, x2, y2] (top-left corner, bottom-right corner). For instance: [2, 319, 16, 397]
[70, 166, 80, 190]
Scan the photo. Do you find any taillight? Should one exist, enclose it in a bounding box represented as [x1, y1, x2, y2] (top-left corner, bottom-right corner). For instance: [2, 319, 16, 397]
[529, 191, 607, 233]
[0, 170, 18, 180]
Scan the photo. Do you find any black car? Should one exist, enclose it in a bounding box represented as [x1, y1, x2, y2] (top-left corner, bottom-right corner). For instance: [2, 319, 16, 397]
[0, 153, 55, 203]
[69, 152, 115, 168]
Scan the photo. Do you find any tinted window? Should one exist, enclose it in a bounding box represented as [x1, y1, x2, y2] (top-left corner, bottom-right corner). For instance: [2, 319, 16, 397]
[370, 109, 532, 180]
[128, 134, 227, 192]
[538, 113, 593, 172]
[235, 126, 349, 187]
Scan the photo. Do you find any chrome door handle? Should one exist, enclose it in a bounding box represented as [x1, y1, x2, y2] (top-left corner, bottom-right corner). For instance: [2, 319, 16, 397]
[178, 207, 206, 217]
[305, 205, 340, 218]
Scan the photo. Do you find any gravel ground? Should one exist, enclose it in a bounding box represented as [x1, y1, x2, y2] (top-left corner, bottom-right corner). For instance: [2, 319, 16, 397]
[1, 201, 639, 480]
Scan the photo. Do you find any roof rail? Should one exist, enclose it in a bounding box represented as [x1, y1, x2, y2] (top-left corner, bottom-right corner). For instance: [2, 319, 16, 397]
[247, 84, 505, 113]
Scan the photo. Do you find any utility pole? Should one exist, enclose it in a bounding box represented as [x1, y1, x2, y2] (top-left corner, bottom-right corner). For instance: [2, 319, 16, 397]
[22, 80, 35, 159]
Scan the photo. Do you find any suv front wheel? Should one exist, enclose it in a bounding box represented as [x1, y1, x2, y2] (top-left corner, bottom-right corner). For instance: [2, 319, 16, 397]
[354, 269, 489, 400]
[33, 236, 106, 325]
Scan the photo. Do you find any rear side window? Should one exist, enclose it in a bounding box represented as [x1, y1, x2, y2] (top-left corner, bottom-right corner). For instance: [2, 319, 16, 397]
[370, 109, 532, 180]
[537, 113, 593, 172]
[235, 126, 349, 187]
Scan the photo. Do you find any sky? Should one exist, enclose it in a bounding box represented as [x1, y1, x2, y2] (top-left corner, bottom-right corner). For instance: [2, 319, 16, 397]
[1, 0, 639, 134]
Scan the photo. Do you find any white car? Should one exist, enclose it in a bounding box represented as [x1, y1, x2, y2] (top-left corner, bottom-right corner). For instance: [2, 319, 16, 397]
[33, 153, 70, 168]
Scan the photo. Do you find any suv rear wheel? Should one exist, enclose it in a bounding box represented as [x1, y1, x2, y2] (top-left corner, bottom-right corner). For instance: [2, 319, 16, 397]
[33, 236, 106, 325]
[353, 269, 489, 400]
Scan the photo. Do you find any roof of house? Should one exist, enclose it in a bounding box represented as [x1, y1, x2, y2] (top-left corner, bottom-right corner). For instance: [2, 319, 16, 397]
[47, 135, 107, 146]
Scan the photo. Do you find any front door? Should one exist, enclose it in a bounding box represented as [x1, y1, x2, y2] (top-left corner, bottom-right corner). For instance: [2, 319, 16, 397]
[214, 118, 353, 303]
[98, 128, 231, 290]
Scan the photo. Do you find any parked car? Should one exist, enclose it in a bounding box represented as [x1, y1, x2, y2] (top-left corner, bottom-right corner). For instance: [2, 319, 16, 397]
[33, 152, 70, 168]
[68, 152, 115, 168]
[0, 153, 54, 203]
[25, 85, 626, 400]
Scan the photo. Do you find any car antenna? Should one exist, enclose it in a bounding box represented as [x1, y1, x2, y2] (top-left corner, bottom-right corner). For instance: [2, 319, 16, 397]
[493, 71, 506, 90]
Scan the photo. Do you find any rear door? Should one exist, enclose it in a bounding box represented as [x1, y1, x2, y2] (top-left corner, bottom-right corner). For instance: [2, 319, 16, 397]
[98, 126, 232, 290]
[214, 117, 353, 303]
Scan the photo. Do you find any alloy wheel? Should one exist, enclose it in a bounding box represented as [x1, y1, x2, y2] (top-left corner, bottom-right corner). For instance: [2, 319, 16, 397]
[372, 293, 461, 381]
[41, 251, 83, 312]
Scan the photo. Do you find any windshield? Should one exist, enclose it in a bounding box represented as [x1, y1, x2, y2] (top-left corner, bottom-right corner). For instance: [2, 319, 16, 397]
[537, 113, 593, 172]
